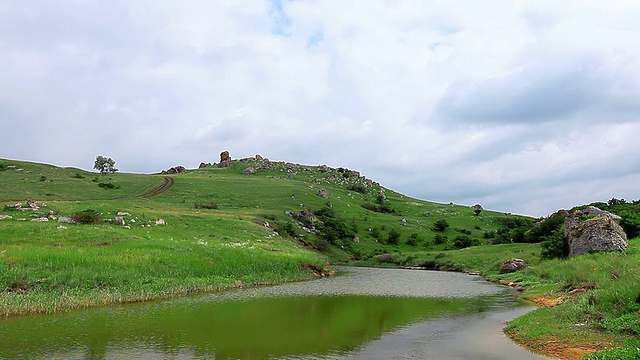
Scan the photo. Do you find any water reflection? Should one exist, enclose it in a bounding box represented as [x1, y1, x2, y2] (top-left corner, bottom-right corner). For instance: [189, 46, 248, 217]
[0, 267, 550, 359]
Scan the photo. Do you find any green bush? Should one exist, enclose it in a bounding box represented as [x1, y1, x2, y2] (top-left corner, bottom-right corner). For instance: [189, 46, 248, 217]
[39, 175, 47, 182]
[98, 182, 120, 189]
[619, 212, 640, 239]
[348, 184, 369, 194]
[314, 207, 356, 245]
[453, 235, 479, 249]
[71, 209, 102, 224]
[434, 234, 448, 244]
[361, 203, 399, 215]
[72, 173, 85, 179]
[275, 222, 296, 238]
[524, 214, 566, 243]
[387, 228, 401, 245]
[540, 227, 569, 259]
[406, 233, 421, 247]
[433, 219, 450, 232]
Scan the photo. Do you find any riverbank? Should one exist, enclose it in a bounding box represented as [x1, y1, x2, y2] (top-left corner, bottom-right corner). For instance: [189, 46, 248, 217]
[0, 218, 327, 317]
[349, 241, 640, 359]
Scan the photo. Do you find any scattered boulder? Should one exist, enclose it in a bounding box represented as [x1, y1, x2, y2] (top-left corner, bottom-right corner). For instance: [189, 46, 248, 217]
[199, 162, 213, 169]
[499, 258, 527, 274]
[0, 215, 12, 220]
[255, 154, 263, 161]
[318, 165, 329, 173]
[155, 219, 166, 225]
[117, 212, 130, 216]
[219, 151, 231, 168]
[317, 189, 330, 198]
[353, 236, 360, 243]
[30, 217, 49, 222]
[242, 166, 256, 175]
[565, 209, 628, 257]
[113, 217, 126, 226]
[295, 209, 318, 226]
[161, 166, 186, 174]
[57, 216, 77, 224]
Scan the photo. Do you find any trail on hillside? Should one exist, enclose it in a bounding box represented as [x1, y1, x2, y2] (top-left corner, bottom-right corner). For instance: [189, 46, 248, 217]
[138, 176, 175, 198]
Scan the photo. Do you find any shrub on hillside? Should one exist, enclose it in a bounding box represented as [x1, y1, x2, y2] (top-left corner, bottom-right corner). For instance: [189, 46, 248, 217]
[523, 214, 566, 243]
[370, 227, 382, 239]
[195, 202, 219, 209]
[275, 222, 296, 238]
[453, 235, 480, 249]
[386, 228, 401, 245]
[72, 209, 102, 224]
[348, 184, 369, 194]
[540, 227, 569, 259]
[432, 219, 450, 232]
[313, 207, 356, 245]
[360, 203, 399, 215]
[619, 212, 640, 239]
[98, 182, 120, 189]
[0, 163, 6, 171]
[434, 234, 448, 245]
[406, 233, 421, 247]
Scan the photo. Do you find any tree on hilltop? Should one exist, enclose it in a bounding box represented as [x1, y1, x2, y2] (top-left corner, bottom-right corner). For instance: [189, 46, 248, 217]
[94, 155, 118, 175]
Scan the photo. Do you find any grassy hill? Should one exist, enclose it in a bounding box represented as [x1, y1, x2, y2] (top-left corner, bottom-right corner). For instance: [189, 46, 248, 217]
[1, 157, 639, 359]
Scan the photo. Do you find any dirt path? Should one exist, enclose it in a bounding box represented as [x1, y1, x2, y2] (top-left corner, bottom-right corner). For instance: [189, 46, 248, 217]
[138, 176, 175, 198]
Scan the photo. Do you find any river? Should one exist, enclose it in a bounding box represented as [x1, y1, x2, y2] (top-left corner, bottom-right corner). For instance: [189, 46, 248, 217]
[0, 267, 552, 359]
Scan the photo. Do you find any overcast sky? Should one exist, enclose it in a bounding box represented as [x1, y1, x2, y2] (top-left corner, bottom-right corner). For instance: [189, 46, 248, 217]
[2, 1, 640, 217]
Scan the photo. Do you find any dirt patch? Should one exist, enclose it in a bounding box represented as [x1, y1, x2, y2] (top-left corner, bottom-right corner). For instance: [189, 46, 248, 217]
[537, 341, 610, 360]
[529, 296, 563, 307]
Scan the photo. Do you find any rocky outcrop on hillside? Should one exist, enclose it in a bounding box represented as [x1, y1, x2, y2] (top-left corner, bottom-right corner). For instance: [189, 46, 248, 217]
[565, 207, 628, 257]
[218, 151, 232, 168]
[161, 166, 186, 174]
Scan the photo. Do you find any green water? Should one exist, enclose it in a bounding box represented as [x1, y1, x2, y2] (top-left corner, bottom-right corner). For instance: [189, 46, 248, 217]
[0, 267, 549, 359]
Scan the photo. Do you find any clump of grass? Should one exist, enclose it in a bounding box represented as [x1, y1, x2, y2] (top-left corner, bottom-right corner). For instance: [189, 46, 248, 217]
[194, 202, 219, 209]
[98, 182, 119, 189]
[72, 173, 85, 179]
[582, 346, 640, 360]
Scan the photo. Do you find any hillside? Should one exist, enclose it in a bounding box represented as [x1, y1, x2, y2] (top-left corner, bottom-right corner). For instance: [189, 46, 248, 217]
[0, 156, 526, 315]
[2, 157, 639, 359]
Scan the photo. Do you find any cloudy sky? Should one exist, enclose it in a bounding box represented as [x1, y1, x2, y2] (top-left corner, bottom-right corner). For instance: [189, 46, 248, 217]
[2, 1, 640, 217]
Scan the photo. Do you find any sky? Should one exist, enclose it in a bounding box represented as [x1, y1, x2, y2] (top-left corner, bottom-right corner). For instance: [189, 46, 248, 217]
[1, 1, 640, 217]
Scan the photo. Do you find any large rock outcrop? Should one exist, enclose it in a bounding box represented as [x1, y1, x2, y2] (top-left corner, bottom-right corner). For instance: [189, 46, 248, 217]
[219, 151, 231, 168]
[565, 207, 628, 257]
